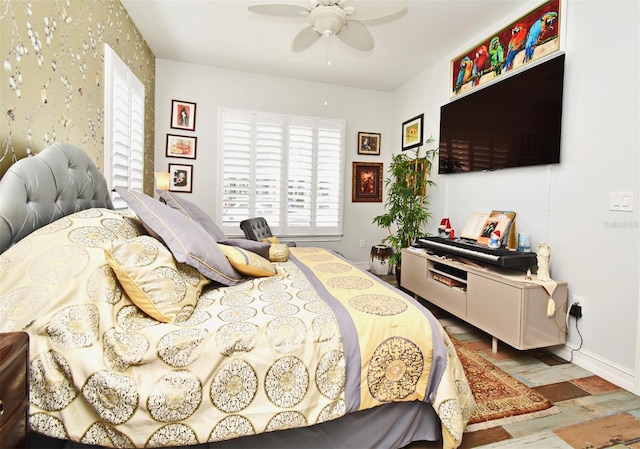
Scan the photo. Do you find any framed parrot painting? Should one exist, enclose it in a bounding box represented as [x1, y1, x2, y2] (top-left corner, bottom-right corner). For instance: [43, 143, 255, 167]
[450, 0, 561, 97]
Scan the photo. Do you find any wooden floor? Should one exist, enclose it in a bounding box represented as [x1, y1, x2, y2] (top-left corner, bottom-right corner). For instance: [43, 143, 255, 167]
[377, 274, 640, 449]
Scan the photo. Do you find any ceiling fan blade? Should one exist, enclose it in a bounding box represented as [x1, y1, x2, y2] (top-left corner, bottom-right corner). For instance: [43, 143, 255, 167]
[292, 26, 322, 51]
[248, 3, 310, 17]
[337, 20, 373, 51]
[348, 0, 407, 21]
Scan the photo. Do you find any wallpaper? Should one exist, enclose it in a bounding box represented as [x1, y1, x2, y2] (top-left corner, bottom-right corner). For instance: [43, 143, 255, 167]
[0, 0, 155, 192]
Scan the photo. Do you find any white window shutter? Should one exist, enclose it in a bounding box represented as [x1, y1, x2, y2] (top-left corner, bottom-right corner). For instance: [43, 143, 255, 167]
[219, 108, 344, 237]
[104, 44, 145, 208]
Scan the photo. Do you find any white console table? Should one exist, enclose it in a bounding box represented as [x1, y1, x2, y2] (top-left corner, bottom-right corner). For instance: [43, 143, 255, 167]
[402, 247, 567, 352]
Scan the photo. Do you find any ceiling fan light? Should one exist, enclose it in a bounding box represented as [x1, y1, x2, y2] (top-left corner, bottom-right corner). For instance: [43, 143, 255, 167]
[310, 7, 346, 35]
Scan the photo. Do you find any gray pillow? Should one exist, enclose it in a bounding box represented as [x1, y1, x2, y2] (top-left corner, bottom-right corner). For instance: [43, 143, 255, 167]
[220, 239, 271, 260]
[117, 188, 242, 286]
[156, 190, 226, 241]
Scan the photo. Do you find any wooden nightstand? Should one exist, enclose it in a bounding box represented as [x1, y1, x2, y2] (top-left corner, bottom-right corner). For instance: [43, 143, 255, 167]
[0, 332, 29, 449]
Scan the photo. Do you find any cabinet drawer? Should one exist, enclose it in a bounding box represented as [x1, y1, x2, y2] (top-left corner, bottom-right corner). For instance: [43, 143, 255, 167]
[0, 332, 29, 449]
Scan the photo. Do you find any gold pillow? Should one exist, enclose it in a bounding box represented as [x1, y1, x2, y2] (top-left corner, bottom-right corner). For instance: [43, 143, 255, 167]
[269, 243, 290, 262]
[218, 244, 277, 277]
[105, 236, 209, 323]
[260, 236, 280, 244]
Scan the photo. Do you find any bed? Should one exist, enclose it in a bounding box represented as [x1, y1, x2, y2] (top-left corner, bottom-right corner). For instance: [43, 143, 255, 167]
[0, 143, 475, 449]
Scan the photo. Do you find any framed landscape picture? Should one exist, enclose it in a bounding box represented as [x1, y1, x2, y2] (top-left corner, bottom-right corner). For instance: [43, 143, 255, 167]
[352, 162, 383, 202]
[166, 134, 197, 159]
[168, 163, 193, 193]
[357, 132, 381, 155]
[170, 99, 197, 131]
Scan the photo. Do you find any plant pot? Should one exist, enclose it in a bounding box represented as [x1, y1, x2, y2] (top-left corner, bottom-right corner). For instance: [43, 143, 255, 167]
[370, 245, 393, 275]
[395, 262, 401, 287]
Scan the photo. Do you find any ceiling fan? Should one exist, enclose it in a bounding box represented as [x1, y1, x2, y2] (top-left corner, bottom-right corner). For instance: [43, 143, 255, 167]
[248, 0, 408, 52]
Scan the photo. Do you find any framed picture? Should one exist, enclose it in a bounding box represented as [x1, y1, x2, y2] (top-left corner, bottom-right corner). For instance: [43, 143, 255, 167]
[451, 0, 560, 97]
[352, 162, 383, 202]
[166, 134, 197, 159]
[168, 163, 193, 193]
[402, 114, 424, 151]
[357, 132, 381, 155]
[170, 99, 197, 131]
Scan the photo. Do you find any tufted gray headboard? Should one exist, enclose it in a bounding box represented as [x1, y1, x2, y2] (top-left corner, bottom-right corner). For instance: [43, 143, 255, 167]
[0, 142, 113, 253]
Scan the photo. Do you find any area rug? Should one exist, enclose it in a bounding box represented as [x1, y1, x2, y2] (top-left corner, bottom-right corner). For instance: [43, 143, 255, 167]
[451, 337, 559, 432]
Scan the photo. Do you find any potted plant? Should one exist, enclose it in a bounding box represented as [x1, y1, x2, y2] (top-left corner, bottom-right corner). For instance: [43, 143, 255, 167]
[372, 136, 437, 284]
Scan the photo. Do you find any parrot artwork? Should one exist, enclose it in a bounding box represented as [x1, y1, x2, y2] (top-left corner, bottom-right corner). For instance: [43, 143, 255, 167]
[472, 45, 490, 85]
[504, 22, 527, 71]
[524, 12, 558, 63]
[455, 56, 473, 92]
[488, 36, 504, 75]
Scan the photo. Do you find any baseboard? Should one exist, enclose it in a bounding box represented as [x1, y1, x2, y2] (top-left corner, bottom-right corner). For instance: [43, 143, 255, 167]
[353, 261, 370, 271]
[549, 344, 638, 394]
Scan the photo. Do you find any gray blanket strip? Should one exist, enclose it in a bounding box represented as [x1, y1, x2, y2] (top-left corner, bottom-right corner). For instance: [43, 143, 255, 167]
[288, 253, 362, 412]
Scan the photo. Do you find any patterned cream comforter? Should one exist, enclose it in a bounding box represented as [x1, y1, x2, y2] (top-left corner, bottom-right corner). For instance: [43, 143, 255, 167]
[0, 208, 474, 448]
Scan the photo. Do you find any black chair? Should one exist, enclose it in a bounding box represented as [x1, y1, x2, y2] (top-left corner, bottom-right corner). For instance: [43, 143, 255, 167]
[239, 217, 296, 247]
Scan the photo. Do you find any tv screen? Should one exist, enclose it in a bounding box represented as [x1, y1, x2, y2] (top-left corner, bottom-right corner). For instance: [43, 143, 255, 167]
[438, 53, 565, 174]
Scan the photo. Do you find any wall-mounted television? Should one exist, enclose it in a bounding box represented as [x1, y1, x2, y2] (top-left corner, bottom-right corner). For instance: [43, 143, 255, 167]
[438, 53, 565, 174]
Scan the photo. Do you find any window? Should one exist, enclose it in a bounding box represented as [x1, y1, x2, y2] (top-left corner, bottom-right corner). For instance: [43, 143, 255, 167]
[218, 109, 345, 238]
[103, 44, 144, 208]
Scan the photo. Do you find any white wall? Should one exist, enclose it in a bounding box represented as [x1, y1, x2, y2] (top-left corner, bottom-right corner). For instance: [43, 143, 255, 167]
[154, 0, 639, 391]
[154, 61, 394, 263]
[393, 0, 639, 391]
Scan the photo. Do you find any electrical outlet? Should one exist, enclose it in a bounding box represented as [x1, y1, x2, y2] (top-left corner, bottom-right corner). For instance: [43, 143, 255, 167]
[569, 304, 582, 318]
[572, 295, 584, 310]
[359, 240, 365, 248]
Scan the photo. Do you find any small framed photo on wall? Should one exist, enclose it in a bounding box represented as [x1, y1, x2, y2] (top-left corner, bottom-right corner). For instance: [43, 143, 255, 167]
[166, 134, 197, 159]
[170, 99, 197, 131]
[357, 132, 381, 155]
[402, 114, 424, 151]
[352, 162, 383, 202]
[168, 163, 193, 193]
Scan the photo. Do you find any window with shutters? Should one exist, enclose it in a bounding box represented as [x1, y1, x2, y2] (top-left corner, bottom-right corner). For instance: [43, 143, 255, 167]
[104, 44, 144, 208]
[218, 109, 345, 238]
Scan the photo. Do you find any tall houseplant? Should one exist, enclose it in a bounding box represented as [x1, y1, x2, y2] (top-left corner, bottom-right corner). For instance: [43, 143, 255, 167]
[373, 137, 437, 276]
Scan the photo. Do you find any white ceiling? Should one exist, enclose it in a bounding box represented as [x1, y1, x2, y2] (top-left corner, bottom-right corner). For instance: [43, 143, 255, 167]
[121, 0, 536, 92]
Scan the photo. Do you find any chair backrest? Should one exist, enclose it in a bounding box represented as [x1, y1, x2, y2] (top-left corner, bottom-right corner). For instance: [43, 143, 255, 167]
[240, 217, 273, 241]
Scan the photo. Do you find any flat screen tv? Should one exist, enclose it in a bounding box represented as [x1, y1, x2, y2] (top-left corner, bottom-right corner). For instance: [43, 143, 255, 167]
[438, 53, 565, 174]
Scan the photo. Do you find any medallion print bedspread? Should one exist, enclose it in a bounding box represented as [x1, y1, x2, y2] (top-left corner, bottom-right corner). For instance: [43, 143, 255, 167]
[0, 208, 474, 448]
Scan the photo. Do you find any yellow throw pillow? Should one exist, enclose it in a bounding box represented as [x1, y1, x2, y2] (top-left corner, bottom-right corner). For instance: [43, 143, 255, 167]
[105, 236, 210, 323]
[218, 244, 277, 277]
[260, 236, 280, 244]
[269, 243, 290, 262]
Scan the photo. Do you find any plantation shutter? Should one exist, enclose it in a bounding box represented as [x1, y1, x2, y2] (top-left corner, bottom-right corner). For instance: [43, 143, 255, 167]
[104, 44, 145, 208]
[219, 108, 344, 237]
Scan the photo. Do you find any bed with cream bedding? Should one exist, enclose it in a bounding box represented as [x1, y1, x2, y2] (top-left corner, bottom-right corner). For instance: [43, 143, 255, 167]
[0, 143, 475, 449]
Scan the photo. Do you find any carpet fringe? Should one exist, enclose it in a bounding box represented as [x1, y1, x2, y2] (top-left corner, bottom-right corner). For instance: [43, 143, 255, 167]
[464, 406, 561, 432]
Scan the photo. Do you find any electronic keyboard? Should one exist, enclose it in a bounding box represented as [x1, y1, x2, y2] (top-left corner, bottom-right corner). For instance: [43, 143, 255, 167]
[416, 236, 537, 269]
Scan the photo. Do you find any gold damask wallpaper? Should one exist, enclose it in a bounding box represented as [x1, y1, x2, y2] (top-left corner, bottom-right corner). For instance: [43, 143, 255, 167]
[0, 0, 155, 192]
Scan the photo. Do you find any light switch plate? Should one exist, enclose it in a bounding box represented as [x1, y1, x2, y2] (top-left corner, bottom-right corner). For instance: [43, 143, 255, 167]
[610, 191, 634, 211]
